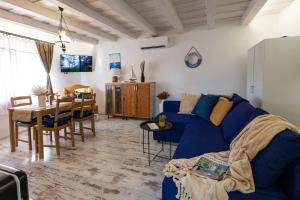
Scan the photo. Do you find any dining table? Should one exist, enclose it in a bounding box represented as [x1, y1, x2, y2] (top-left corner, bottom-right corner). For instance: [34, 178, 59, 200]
[8, 99, 89, 159]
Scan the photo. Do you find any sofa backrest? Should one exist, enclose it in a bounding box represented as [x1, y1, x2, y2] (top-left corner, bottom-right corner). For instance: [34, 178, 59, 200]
[221, 101, 256, 142]
[163, 100, 180, 113]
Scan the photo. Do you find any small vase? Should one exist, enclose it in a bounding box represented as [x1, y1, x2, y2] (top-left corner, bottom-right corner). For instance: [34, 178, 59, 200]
[141, 72, 145, 83]
[159, 99, 165, 113]
[38, 95, 46, 107]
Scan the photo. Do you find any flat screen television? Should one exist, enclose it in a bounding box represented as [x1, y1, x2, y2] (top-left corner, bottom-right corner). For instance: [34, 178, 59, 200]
[60, 54, 93, 72]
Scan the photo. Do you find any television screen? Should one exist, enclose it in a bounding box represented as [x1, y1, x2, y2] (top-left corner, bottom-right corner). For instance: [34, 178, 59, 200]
[60, 54, 92, 72]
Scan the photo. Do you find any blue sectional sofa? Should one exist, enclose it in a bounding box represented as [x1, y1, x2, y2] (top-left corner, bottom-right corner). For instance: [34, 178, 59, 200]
[154, 97, 300, 200]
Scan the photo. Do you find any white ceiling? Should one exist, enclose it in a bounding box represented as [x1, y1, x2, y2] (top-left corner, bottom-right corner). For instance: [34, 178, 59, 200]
[0, 0, 294, 43]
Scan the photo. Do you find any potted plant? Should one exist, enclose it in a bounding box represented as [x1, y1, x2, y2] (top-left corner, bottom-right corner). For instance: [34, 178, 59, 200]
[158, 114, 167, 127]
[157, 91, 170, 113]
[32, 85, 48, 107]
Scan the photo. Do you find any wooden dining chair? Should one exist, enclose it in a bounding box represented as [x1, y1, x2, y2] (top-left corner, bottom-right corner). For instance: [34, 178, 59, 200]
[10, 95, 36, 150]
[73, 93, 96, 142]
[34, 97, 75, 156]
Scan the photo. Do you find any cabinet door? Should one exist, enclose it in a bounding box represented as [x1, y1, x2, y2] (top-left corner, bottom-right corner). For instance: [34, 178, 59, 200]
[122, 84, 137, 117]
[113, 85, 123, 116]
[136, 84, 150, 119]
[105, 84, 113, 115]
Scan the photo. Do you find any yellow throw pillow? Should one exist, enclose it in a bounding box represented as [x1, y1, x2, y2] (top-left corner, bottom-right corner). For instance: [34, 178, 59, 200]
[178, 93, 200, 114]
[210, 99, 233, 126]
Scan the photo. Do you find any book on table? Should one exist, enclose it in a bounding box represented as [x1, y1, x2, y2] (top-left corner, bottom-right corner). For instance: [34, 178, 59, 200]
[192, 155, 229, 181]
[147, 123, 159, 130]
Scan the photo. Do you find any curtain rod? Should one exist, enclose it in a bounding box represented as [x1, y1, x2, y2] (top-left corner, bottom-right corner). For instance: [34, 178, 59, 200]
[0, 30, 54, 44]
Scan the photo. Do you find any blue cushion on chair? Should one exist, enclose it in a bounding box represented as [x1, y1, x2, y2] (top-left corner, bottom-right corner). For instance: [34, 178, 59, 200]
[232, 93, 249, 106]
[222, 102, 255, 142]
[192, 95, 219, 120]
[251, 130, 300, 188]
[42, 116, 71, 127]
[73, 110, 93, 119]
[16, 117, 37, 124]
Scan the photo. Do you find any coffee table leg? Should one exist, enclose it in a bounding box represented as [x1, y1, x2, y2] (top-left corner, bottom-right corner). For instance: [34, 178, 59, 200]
[148, 131, 150, 166]
[142, 129, 145, 154]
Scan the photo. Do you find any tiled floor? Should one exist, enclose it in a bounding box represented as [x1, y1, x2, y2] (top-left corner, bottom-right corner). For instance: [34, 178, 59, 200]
[0, 117, 175, 200]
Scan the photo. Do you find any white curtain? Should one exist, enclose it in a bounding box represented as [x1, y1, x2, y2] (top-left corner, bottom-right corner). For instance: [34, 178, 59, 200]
[0, 34, 46, 113]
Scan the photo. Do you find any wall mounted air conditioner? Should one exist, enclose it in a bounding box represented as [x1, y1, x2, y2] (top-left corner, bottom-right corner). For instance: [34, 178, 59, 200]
[138, 36, 169, 50]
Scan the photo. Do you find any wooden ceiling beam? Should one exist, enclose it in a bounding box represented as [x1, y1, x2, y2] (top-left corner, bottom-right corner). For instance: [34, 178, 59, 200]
[0, 8, 99, 44]
[157, 0, 183, 32]
[100, 0, 156, 36]
[47, 0, 138, 39]
[2, 0, 118, 41]
[205, 0, 216, 29]
[241, 0, 268, 25]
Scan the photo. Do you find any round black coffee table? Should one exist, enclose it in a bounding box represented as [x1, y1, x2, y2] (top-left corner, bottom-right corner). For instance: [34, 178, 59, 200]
[140, 121, 173, 166]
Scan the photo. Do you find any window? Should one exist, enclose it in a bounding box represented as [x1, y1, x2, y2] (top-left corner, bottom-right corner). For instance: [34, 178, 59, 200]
[0, 34, 46, 113]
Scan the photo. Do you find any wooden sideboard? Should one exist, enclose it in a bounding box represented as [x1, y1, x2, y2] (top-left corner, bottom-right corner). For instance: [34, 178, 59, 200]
[105, 82, 156, 119]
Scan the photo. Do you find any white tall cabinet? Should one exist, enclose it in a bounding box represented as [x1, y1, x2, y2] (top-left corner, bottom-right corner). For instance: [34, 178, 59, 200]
[247, 36, 300, 126]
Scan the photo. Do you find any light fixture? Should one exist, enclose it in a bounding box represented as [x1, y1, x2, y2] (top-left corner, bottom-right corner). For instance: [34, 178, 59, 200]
[55, 7, 72, 53]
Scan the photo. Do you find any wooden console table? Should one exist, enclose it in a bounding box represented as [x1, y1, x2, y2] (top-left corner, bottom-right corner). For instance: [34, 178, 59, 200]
[105, 82, 155, 119]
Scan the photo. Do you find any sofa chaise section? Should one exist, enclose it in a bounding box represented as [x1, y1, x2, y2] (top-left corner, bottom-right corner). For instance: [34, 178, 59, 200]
[158, 100, 300, 200]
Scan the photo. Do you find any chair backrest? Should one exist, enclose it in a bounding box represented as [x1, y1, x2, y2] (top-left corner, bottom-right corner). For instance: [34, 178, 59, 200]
[78, 93, 96, 118]
[64, 84, 92, 96]
[10, 96, 32, 107]
[54, 97, 74, 127]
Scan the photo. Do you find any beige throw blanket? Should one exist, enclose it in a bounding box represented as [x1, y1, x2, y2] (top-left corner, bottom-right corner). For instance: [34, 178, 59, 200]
[164, 114, 300, 200]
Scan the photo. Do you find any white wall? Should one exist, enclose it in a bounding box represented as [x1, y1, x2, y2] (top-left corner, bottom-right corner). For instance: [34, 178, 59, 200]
[51, 43, 96, 93]
[82, 0, 300, 114]
[81, 15, 279, 114]
[277, 0, 300, 37]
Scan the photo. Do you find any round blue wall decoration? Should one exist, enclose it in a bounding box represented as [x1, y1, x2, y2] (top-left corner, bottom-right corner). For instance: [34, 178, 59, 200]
[185, 46, 202, 68]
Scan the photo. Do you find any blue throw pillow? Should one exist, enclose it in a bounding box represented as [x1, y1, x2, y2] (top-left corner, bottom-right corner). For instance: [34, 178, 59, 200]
[245, 108, 268, 124]
[232, 93, 249, 106]
[251, 130, 300, 188]
[222, 102, 255, 142]
[192, 95, 219, 120]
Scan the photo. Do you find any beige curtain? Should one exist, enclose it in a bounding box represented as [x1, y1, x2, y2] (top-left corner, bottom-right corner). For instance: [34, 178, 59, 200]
[35, 41, 54, 93]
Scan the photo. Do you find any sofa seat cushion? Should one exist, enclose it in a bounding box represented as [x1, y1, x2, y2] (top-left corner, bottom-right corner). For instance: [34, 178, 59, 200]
[222, 102, 256, 142]
[153, 112, 206, 143]
[251, 130, 300, 188]
[42, 116, 71, 127]
[73, 110, 93, 119]
[173, 123, 229, 159]
[162, 176, 287, 200]
[228, 186, 288, 200]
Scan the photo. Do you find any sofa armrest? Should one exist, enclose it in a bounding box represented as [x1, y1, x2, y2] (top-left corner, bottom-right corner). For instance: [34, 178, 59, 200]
[280, 157, 300, 200]
[163, 101, 180, 113]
